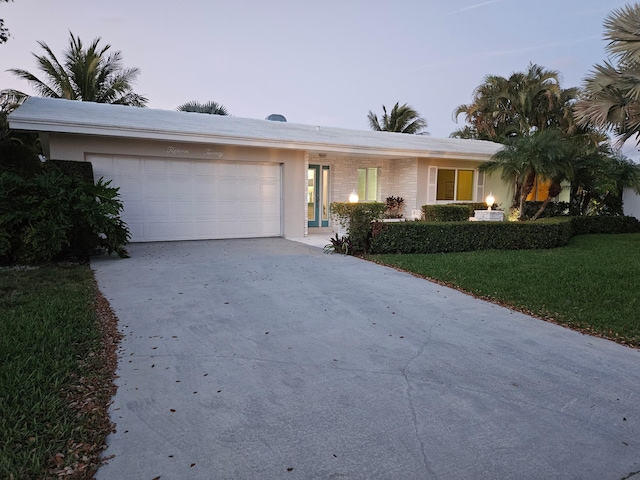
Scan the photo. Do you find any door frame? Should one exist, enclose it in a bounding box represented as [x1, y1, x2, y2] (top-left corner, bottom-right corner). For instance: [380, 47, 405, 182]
[308, 164, 330, 228]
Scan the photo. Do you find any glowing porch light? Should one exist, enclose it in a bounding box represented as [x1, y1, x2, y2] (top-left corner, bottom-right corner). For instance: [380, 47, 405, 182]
[486, 192, 495, 211]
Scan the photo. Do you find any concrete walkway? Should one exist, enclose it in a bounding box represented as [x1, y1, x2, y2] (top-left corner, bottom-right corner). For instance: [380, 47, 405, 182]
[92, 238, 640, 480]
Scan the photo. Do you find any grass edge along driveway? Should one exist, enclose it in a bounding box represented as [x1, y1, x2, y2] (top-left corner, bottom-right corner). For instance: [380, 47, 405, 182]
[369, 233, 640, 348]
[0, 264, 120, 480]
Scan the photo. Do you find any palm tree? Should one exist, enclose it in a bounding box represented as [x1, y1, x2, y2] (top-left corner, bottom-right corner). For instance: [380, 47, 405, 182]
[480, 129, 572, 220]
[0, 89, 39, 149]
[9, 31, 147, 106]
[177, 100, 229, 115]
[453, 64, 562, 141]
[367, 102, 427, 134]
[0, 89, 27, 135]
[574, 5, 640, 146]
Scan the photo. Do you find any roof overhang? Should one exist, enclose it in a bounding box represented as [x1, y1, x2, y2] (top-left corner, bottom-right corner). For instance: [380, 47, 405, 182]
[8, 97, 502, 161]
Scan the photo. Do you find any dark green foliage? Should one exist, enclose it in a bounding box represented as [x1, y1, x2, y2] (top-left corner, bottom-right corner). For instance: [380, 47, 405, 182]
[330, 202, 386, 253]
[422, 204, 473, 222]
[522, 201, 569, 219]
[348, 203, 387, 253]
[0, 164, 130, 264]
[323, 234, 352, 255]
[370, 220, 574, 254]
[48, 159, 94, 183]
[370, 216, 640, 254]
[570, 215, 640, 235]
[0, 141, 42, 178]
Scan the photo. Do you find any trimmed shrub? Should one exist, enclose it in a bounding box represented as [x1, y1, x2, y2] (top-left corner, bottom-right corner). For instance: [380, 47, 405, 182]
[523, 201, 570, 219]
[422, 204, 471, 222]
[570, 215, 640, 235]
[330, 202, 386, 253]
[370, 215, 640, 255]
[370, 219, 574, 254]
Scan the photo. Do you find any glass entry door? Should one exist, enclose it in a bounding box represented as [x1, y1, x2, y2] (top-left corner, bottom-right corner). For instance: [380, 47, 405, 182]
[308, 164, 330, 228]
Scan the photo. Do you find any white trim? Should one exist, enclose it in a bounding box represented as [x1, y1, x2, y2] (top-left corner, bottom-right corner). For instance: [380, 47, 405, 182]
[9, 97, 502, 162]
[427, 166, 438, 204]
[427, 167, 484, 205]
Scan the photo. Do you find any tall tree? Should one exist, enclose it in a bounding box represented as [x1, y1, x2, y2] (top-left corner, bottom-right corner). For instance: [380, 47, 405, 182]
[0, 89, 27, 140]
[9, 31, 147, 106]
[367, 102, 428, 134]
[177, 100, 228, 115]
[452, 63, 564, 141]
[480, 128, 572, 220]
[574, 4, 640, 146]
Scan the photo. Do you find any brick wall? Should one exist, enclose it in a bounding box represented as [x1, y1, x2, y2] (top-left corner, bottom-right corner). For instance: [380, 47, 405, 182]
[308, 154, 418, 219]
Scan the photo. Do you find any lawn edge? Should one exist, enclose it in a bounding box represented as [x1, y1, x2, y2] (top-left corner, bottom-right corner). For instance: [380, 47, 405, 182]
[367, 257, 640, 350]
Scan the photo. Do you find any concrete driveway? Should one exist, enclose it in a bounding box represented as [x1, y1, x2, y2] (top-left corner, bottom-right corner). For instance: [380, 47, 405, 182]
[92, 238, 640, 480]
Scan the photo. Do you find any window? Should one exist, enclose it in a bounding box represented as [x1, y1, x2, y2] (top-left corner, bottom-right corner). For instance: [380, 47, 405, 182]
[436, 169, 474, 201]
[526, 176, 551, 201]
[357, 168, 378, 202]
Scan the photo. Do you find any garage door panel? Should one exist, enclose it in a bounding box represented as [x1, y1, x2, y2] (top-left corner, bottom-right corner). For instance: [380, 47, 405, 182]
[144, 201, 170, 219]
[87, 155, 281, 242]
[193, 162, 217, 175]
[115, 157, 143, 174]
[143, 159, 169, 174]
[170, 201, 193, 218]
[169, 176, 194, 198]
[124, 201, 144, 219]
[170, 160, 192, 175]
[145, 221, 195, 240]
[193, 202, 217, 220]
[127, 223, 145, 241]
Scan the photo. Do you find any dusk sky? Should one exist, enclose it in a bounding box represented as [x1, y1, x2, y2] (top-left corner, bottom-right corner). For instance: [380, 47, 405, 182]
[1, 0, 636, 157]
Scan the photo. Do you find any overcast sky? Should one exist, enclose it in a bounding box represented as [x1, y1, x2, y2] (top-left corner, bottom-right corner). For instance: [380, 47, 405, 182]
[0, 0, 636, 156]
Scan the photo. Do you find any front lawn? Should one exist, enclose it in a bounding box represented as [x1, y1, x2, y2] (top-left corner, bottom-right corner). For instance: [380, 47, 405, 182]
[369, 233, 640, 347]
[0, 264, 120, 479]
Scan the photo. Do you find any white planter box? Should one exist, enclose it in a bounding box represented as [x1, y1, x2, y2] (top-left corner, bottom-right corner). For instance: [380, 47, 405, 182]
[473, 210, 505, 221]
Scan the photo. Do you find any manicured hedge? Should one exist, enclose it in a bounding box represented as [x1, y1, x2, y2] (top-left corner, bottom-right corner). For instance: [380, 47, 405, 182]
[570, 215, 640, 235]
[422, 204, 472, 222]
[369, 216, 640, 254]
[421, 202, 496, 222]
[370, 219, 574, 254]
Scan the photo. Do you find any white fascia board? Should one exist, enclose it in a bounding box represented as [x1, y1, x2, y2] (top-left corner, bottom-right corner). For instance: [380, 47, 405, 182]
[8, 98, 501, 161]
[10, 117, 496, 162]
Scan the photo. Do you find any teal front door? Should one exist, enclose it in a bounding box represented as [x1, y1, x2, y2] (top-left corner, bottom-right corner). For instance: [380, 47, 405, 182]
[308, 164, 330, 228]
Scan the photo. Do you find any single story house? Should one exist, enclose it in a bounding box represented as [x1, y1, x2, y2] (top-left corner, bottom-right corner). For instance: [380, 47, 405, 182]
[9, 97, 510, 242]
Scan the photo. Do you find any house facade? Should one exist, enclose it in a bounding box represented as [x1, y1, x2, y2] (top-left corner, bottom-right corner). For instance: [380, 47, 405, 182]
[9, 97, 506, 242]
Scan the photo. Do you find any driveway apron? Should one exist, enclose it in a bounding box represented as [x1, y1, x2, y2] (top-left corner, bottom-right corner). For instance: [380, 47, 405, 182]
[92, 238, 640, 480]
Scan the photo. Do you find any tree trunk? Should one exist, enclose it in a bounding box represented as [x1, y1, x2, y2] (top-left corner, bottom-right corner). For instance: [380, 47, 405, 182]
[518, 171, 537, 220]
[531, 181, 562, 221]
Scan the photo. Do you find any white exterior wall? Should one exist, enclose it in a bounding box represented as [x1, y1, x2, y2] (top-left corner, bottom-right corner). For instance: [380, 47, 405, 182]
[623, 188, 640, 219]
[313, 155, 418, 218]
[417, 158, 486, 208]
[47, 133, 307, 239]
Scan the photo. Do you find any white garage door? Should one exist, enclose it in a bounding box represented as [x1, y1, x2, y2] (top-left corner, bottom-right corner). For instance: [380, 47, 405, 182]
[88, 155, 282, 242]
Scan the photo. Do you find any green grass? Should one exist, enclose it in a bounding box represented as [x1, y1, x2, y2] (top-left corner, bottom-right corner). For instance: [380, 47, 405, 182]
[369, 233, 640, 347]
[0, 264, 105, 479]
